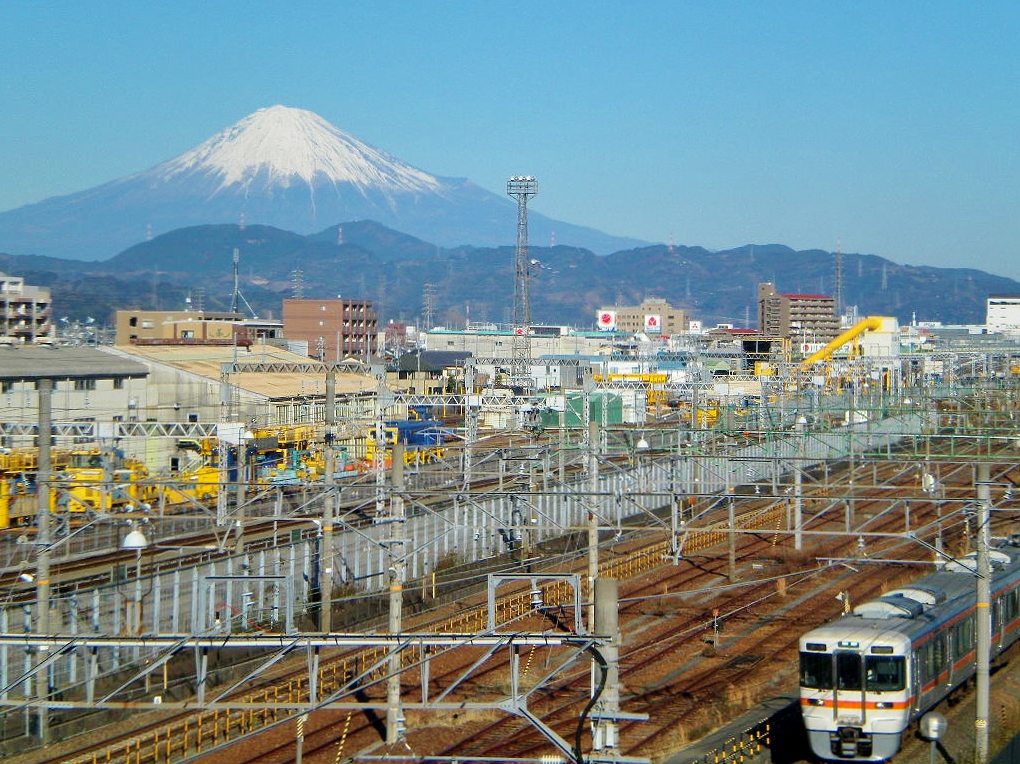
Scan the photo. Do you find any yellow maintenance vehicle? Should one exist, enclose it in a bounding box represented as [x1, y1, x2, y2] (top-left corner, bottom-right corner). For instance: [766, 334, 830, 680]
[364, 417, 450, 470]
[1, 447, 154, 527]
[52, 449, 154, 514]
[0, 448, 68, 528]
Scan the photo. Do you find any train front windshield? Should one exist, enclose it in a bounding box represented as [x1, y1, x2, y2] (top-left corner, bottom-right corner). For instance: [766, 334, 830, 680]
[800, 651, 905, 691]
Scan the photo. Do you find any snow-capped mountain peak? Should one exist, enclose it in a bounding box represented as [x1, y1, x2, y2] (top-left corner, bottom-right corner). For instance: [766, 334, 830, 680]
[157, 105, 441, 194]
[0, 105, 645, 260]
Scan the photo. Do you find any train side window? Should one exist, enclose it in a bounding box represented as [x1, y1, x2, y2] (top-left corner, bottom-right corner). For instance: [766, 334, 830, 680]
[933, 635, 946, 676]
[836, 651, 862, 690]
[1007, 590, 1020, 622]
[953, 617, 975, 658]
[918, 642, 936, 684]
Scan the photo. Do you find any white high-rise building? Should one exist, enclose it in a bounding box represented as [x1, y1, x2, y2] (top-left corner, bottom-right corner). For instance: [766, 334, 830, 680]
[986, 294, 1020, 332]
[0, 271, 51, 343]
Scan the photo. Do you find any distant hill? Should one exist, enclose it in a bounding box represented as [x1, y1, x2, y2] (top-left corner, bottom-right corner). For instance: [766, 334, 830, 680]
[0, 106, 644, 261]
[2, 222, 1016, 328]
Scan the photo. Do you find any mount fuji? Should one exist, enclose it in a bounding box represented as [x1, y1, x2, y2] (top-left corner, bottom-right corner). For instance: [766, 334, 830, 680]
[0, 106, 645, 261]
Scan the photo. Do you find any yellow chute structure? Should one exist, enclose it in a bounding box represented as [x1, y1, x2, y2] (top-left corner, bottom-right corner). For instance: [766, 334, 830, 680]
[800, 316, 896, 367]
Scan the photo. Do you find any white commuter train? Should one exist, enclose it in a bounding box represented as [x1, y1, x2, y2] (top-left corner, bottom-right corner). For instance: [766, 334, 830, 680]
[799, 538, 1020, 761]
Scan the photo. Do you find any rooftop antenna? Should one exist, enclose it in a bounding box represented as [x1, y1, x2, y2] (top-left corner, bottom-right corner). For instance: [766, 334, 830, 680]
[507, 175, 538, 391]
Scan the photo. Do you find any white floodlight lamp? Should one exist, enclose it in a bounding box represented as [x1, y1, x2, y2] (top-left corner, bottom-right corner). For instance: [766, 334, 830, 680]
[121, 528, 150, 550]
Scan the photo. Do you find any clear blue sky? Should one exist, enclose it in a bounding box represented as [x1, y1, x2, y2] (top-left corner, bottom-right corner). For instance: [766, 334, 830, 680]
[1, 2, 1018, 278]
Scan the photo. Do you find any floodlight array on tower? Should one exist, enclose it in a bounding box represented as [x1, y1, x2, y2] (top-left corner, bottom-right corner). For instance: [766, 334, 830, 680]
[507, 176, 538, 391]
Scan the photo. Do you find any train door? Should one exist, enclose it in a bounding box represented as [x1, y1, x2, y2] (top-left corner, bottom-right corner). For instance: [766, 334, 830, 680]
[991, 600, 1001, 654]
[911, 651, 922, 713]
[1005, 588, 1020, 649]
[943, 627, 956, 688]
[934, 633, 949, 690]
[833, 649, 866, 720]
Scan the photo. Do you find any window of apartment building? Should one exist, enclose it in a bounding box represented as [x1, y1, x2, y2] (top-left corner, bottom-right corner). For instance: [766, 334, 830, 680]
[74, 379, 97, 391]
[141, 320, 154, 329]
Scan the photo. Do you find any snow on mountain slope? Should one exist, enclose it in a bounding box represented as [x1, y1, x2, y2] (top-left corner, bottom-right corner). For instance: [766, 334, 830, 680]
[157, 106, 441, 194]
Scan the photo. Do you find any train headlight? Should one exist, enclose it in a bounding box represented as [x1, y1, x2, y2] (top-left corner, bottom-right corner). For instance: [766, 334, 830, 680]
[875, 702, 891, 709]
[809, 698, 825, 706]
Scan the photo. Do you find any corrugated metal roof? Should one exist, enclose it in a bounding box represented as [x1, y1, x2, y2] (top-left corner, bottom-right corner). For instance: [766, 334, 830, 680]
[0, 345, 148, 381]
[113, 344, 374, 399]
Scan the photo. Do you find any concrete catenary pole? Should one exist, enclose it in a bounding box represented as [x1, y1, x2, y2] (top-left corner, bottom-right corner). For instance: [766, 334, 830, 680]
[794, 415, 806, 550]
[975, 463, 991, 764]
[34, 377, 53, 743]
[386, 442, 406, 744]
[593, 578, 620, 751]
[588, 418, 600, 631]
[320, 368, 336, 633]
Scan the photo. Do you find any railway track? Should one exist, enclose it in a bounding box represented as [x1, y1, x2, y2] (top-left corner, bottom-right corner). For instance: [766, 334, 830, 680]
[9, 434, 1019, 764]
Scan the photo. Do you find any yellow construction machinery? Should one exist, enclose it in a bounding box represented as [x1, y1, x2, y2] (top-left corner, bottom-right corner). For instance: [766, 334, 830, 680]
[800, 316, 897, 367]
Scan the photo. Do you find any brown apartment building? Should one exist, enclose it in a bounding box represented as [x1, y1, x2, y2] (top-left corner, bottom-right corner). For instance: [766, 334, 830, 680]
[282, 299, 377, 361]
[757, 282, 839, 347]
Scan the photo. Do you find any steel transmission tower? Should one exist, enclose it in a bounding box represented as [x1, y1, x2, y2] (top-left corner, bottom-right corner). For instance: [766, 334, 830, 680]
[507, 176, 538, 389]
[422, 282, 437, 330]
[834, 238, 843, 321]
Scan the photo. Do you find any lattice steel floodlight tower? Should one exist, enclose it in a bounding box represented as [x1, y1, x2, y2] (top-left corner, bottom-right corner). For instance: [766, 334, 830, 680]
[507, 176, 538, 390]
